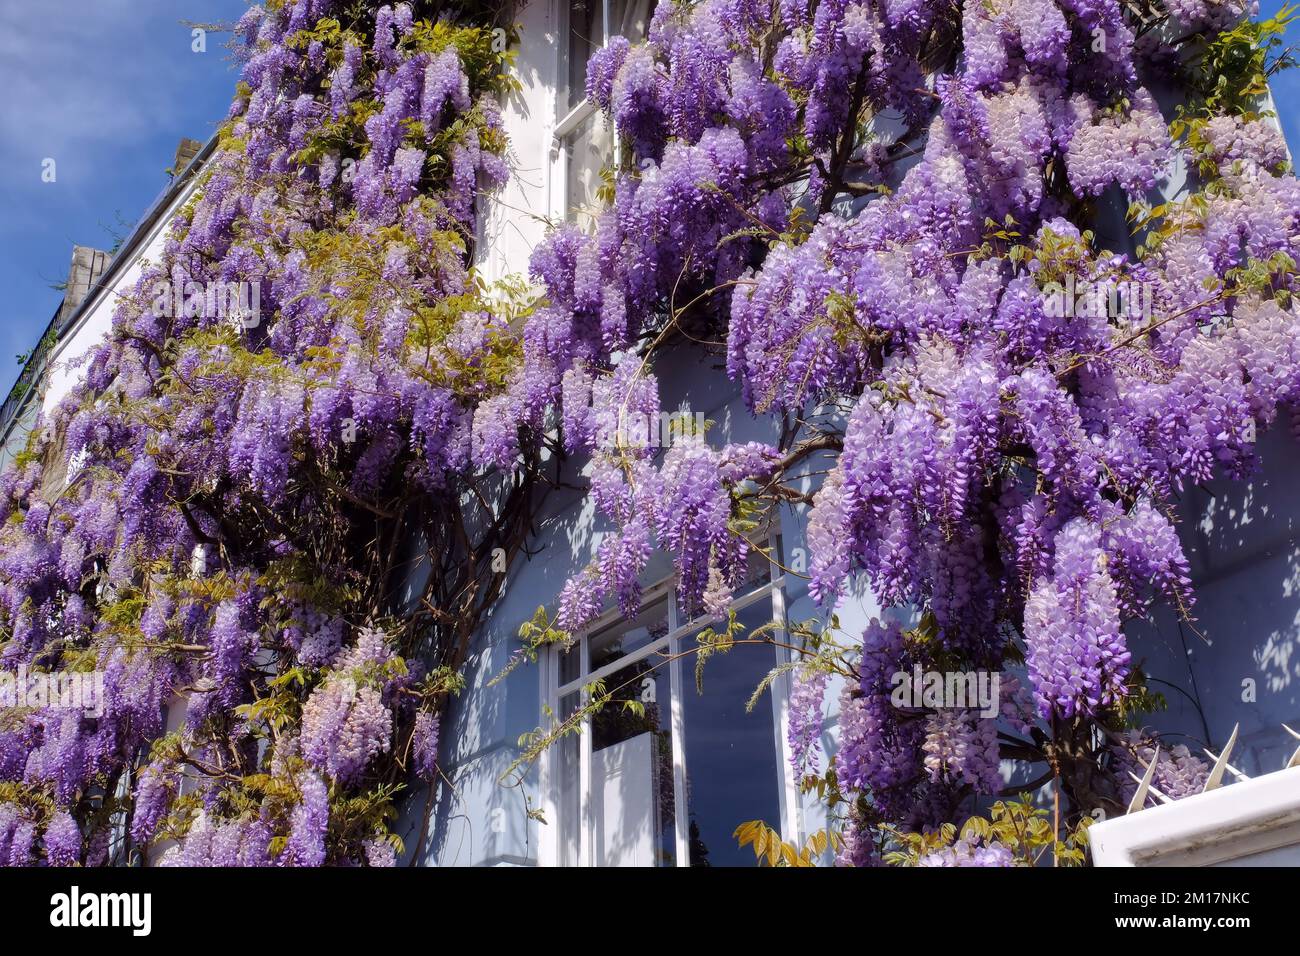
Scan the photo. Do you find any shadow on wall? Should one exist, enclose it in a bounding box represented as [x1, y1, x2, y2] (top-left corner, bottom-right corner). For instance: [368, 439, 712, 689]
[386, 511, 533, 866]
[1127, 421, 1300, 776]
[393, 630, 530, 866]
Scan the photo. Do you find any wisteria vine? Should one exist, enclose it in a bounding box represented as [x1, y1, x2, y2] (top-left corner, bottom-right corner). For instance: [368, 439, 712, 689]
[0, 0, 539, 866]
[518, 0, 1300, 865]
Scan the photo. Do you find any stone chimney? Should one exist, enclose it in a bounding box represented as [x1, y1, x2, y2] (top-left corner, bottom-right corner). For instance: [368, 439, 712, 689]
[57, 245, 110, 327]
[171, 137, 203, 178]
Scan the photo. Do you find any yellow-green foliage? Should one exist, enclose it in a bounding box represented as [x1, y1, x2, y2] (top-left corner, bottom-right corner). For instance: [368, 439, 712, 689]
[884, 795, 1093, 867]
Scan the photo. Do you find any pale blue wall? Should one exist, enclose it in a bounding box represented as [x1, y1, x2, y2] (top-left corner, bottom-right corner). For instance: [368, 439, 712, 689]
[1127, 421, 1300, 776]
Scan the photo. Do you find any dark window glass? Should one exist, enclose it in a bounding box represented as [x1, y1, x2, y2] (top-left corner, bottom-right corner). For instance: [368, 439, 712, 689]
[566, 0, 603, 112]
[681, 599, 783, 866]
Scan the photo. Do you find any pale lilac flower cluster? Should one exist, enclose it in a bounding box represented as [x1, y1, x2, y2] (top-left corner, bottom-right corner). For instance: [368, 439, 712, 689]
[834, 810, 880, 867]
[162, 812, 273, 867]
[1024, 520, 1130, 718]
[1201, 114, 1289, 171]
[1164, 0, 1257, 31]
[921, 709, 1002, 794]
[301, 678, 394, 784]
[918, 838, 1015, 867]
[1112, 731, 1211, 805]
[1066, 91, 1173, 197]
[788, 666, 830, 774]
[282, 771, 330, 867]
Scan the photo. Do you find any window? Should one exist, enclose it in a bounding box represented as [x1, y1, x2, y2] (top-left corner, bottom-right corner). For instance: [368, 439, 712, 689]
[541, 538, 802, 866]
[553, 0, 654, 225]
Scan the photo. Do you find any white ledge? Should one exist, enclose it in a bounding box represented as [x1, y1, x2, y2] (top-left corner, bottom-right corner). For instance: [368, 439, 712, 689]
[554, 98, 598, 142]
[1091, 765, 1300, 866]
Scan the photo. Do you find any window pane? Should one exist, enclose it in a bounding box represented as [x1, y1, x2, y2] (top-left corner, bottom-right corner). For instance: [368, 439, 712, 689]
[590, 656, 676, 866]
[682, 599, 783, 866]
[559, 643, 582, 686]
[558, 596, 675, 866]
[562, 112, 613, 226]
[557, 692, 582, 867]
[610, 0, 654, 45]
[589, 596, 669, 673]
[566, 0, 603, 112]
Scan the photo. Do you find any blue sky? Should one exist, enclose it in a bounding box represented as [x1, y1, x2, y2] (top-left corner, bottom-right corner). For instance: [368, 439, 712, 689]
[0, 0, 248, 397]
[1262, 0, 1300, 137]
[1, 1, 1298, 400]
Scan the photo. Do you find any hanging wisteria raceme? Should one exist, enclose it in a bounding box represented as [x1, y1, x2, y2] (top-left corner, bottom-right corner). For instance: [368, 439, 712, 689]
[520, 0, 1300, 864]
[0, 0, 535, 866]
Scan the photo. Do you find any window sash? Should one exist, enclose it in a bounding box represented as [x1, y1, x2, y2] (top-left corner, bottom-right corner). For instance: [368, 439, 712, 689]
[554, 0, 648, 224]
[541, 536, 803, 866]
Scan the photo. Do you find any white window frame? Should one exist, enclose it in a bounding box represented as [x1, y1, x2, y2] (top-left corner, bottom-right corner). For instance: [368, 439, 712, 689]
[538, 534, 804, 866]
[549, 0, 625, 225]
